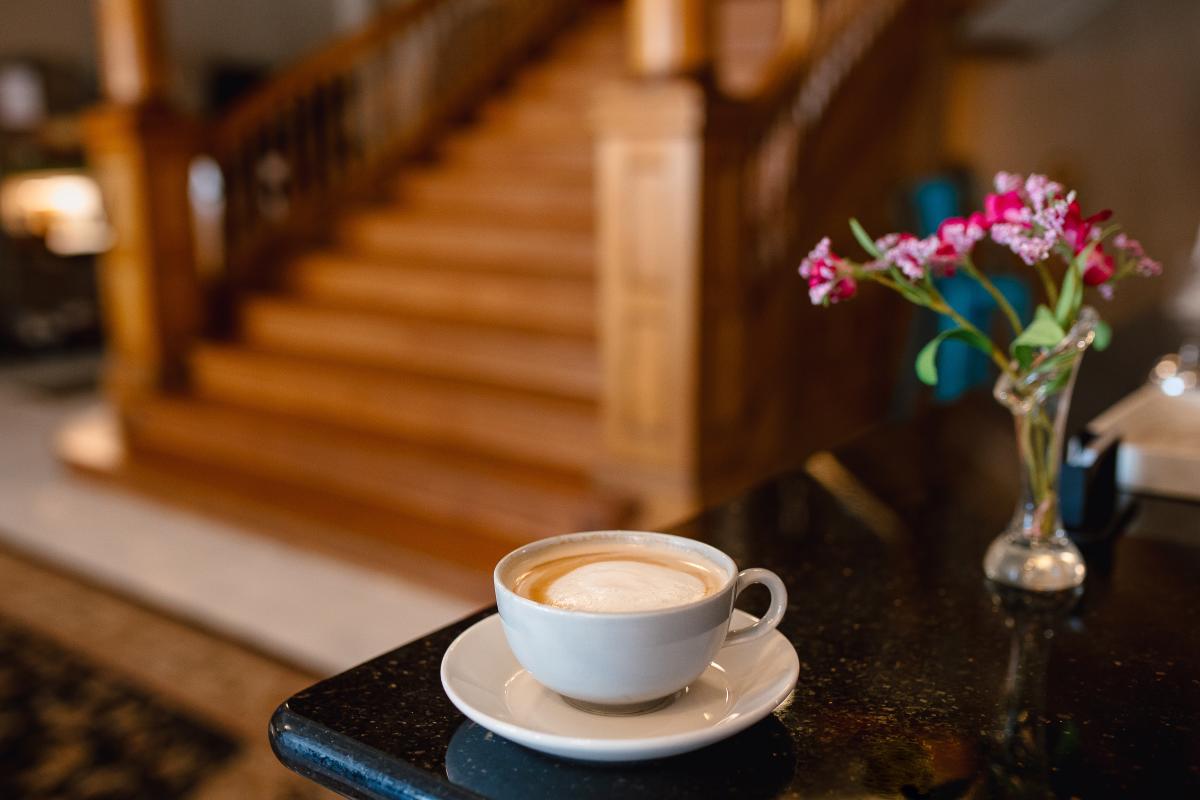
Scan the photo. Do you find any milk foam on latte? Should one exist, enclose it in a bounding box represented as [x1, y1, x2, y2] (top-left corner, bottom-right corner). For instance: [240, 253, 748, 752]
[511, 544, 725, 613]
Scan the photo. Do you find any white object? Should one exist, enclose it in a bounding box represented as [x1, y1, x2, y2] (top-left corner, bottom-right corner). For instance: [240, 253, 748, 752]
[1088, 383, 1200, 501]
[493, 531, 788, 707]
[0, 64, 45, 130]
[440, 610, 799, 762]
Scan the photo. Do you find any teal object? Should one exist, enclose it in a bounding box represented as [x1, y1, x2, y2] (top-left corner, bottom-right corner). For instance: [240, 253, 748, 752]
[910, 176, 1033, 403]
[933, 274, 1031, 403]
[912, 179, 960, 238]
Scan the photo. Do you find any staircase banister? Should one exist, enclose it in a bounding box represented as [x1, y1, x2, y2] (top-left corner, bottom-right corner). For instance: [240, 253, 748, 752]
[718, 0, 892, 126]
[212, 0, 439, 147]
[207, 0, 584, 294]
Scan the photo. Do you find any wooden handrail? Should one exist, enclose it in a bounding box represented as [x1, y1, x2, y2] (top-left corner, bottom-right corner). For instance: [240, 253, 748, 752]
[213, 0, 440, 147]
[209, 0, 583, 288]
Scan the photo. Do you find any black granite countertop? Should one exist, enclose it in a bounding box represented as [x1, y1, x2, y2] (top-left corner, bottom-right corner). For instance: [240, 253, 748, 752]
[270, 399, 1200, 799]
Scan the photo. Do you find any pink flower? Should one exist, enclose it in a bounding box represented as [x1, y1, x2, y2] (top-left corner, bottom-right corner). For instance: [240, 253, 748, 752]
[874, 232, 938, 280]
[799, 237, 856, 304]
[993, 171, 1023, 194]
[984, 173, 1073, 264]
[1023, 173, 1065, 210]
[992, 222, 1053, 265]
[1113, 233, 1142, 256]
[1033, 193, 1073, 243]
[1114, 233, 1163, 277]
[936, 212, 988, 257]
[1082, 245, 1115, 286]
[984, 191, 1027, 226]
[1062, 200, 1112, 254]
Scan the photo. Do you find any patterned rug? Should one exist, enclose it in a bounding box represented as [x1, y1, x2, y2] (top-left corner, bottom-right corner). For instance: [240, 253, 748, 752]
[0, 545, 334, 799]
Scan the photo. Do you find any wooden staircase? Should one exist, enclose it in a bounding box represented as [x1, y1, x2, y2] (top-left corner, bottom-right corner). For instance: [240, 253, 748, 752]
[103, 5, 632, 567]
[80, 0, 949, 570]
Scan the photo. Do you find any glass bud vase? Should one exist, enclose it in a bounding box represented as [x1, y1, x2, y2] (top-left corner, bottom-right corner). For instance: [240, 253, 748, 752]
[984, 307, 1100, 592]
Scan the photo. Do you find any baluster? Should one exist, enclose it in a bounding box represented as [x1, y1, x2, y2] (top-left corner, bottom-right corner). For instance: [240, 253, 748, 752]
[290, 96, 305, 205]
[355, 54, 376, 166]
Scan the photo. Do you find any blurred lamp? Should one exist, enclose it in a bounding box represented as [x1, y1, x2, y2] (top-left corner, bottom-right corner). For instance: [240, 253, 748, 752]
[0, 170, 113, 256]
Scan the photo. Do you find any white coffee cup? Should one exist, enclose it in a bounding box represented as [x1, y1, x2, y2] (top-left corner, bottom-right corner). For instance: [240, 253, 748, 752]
[493, 530, 788, 712]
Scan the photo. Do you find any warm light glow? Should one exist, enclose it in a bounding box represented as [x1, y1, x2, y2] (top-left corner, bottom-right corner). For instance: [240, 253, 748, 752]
[0, 170, 112, 255]
[1154, 360, 1177, 379]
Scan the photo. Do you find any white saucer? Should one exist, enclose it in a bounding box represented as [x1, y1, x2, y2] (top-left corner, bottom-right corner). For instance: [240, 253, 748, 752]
[440, 610, 799, 762]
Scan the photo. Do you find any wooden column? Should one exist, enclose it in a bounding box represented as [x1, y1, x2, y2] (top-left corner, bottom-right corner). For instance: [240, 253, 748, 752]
[625, 0, 712, 78]
[594, 1, 725, 525]
[594, 81, 709, 525]
[93, 0, 168, 105]
[781, 0, 818, 55]
[86, 0, 199, 402]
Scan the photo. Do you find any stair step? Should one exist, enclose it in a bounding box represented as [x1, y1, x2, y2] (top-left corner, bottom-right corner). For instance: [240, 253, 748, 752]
[336, 210, 594, 274]
[514, 62, 615, 98]
[283, 252, 595, 336]
[399, 160, 591, 195]
[239, 298, 599, 400]
[440, 132, 593, 173]
[551, 29, 625, 61]
[73, 444, 518, 573]
[480, 100, 593, 138]
[126, 397, 623, 543]
[397, 165, 593, 230]
[191, 345, 598, 472]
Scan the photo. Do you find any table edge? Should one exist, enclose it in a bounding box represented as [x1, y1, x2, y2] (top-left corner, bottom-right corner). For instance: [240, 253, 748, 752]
[269, 703, 482, 800]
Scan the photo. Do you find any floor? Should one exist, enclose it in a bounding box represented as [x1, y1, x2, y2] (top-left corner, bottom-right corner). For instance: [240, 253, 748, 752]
[0, 354, 490, 676]
[0, 545, 337, 799]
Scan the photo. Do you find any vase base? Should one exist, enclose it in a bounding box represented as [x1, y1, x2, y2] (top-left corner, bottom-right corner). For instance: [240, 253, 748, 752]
[983, 530, 1086, 592]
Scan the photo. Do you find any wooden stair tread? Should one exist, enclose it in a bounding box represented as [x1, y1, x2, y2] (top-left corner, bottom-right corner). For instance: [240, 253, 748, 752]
[400, 160, 591, 193]
[283, 252, 595, 335]
[127, 397, 624, 542]
[465, 108, 593, 143]
[239, 297, 599, 400]
[336, 210, 594, 273]
[397, 162, 591, 201]
[478, 101, 594, 137]
[514, 64, 616, 97]
[71, 445, 512, 575]
[439, 131, 593, 173]
[396, 166, 593, 230]
[190, 344, 598, 472]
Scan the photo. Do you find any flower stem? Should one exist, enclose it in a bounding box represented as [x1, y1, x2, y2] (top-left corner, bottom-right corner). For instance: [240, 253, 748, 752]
[925, 281, 1019, 383]
[962, 254, 1023, 336]
[1033, 261, 1059, 307]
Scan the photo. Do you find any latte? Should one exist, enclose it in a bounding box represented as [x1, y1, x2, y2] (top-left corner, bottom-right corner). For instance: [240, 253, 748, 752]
[510, 543, 726, 613]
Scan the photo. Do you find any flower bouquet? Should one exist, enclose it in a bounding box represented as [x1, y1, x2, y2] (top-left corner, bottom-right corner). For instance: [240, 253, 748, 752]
[800, 171, 1161, 591]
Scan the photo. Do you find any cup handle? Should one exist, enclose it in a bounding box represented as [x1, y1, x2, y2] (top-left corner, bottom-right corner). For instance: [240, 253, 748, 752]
[723, 568, 788, 647]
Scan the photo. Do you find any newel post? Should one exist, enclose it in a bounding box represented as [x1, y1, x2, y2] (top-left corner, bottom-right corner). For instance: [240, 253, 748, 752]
[593, 0, 716, 525]
[85, 0, 199, 402]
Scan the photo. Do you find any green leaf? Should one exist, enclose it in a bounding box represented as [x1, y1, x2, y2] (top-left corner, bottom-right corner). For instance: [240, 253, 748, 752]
[1056, 256, 1079, 326]
[1056, 240, 1096, 327]
[849, 218, 881, 259]
[915, 327, 993, 386]
[1092, 319, 1112, 351]
[1011, 304, 1066, 367]
[889, 267, 928, 305]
